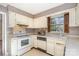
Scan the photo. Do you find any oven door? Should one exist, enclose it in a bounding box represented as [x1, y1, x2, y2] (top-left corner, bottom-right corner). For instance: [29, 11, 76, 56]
[18, 37, 30, 50]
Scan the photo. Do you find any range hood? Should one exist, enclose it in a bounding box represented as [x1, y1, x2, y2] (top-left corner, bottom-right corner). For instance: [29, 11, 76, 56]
[13, 24, 28, 32]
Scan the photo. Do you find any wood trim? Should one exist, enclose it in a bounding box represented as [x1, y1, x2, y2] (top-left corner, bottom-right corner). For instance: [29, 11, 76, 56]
[64, 13, 69, 33]
[47, 17, 51, 32]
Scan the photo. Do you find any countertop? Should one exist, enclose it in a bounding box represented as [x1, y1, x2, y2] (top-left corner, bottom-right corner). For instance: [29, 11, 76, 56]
[11, 32, 79, 42]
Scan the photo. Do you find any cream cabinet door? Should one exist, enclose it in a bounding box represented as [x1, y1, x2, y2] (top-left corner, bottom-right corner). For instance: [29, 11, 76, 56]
[30, 36, 34, 48]
[28, 18, 34, 28]
[9, 11, 16, 27]
[55, 41, 65, 56]
[47, 38, 55, 55]
[16, 14, 29, 25]
[16, 13, 34, 27]
[34, 17, 47, 28]
[32, 35, 37, 48]
[69, 8, 76, 27]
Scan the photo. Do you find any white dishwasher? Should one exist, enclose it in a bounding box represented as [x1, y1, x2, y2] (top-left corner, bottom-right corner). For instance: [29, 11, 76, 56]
[37, 37, 47, 51]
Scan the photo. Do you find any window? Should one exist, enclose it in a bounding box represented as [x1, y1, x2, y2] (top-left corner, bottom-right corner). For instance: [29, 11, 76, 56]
[50, 16, 64, 32]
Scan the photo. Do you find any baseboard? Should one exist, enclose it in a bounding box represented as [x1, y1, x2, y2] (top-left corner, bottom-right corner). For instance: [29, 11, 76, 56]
[32, 47, 53, 56]
[23, 47, 65, 56]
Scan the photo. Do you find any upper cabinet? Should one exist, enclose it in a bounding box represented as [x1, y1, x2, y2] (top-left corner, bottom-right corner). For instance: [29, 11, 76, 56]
[8, 11, 16, 27]
[16, 13, 34, 28]
[28, 18, 34, 28]
[16, 13, 29, 25]
[75, 4, 79, 26]
[34, 17, 47, 28]
[9, 11, 34, 28]
[69, 8, 76, 27]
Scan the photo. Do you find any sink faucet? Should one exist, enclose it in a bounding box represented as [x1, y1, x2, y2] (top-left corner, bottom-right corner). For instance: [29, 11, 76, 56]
[58, 26, 64, 37]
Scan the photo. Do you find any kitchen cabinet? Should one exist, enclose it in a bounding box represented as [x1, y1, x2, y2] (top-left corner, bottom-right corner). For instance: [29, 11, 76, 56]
[30, 36, 34, 48]
[55, 41, 65, 56]
[47, 38, 55, 55]
[47, 37, 65, 56]
[8, 11, 16, 27]
[34, 17, 47, 28]
[16, 13, 34, 28]
[28, 18, 34, 28]
[11, 38, 18, 56]
[9, 11, 34, 28]
[31, 35, 37, 48]
[16, 13, 29, 25]
[69, 8, 77, 27]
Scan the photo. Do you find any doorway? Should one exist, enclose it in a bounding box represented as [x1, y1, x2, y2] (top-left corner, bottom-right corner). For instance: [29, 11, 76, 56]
[0, 14, 2, 56]
[0, 12, 7, 56]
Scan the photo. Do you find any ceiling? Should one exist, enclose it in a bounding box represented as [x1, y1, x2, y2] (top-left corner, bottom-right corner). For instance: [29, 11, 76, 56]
[8, 3, 63, 15]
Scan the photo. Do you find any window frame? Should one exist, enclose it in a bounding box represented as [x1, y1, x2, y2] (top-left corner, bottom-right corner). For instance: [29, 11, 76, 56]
[50, 15, 64, 33]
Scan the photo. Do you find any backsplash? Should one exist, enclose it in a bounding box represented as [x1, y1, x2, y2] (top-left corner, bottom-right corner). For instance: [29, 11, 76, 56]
[8, 26, 79, 36]
[25, 28, 47, 35]
[69, 26, 79, 35]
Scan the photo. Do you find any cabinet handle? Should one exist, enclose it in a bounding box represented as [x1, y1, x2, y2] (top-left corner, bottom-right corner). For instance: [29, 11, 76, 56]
[56, 43, 64, 45]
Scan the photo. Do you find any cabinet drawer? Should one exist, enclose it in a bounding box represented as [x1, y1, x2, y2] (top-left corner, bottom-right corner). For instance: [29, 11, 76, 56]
[55, 40, 65, 45]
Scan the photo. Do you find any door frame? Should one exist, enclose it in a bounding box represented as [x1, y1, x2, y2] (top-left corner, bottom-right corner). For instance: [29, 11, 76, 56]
[0, 12, 8, 56]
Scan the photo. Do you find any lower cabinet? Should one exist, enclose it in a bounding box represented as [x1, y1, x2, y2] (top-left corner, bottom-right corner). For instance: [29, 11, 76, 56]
[32, 35, 37, 48]
[47, 39, 55, 55]
[31, 36, 65, 56]
[47, 37, 65, 56]
[30, 36, 34, 48]
[55, 41, 65, 56]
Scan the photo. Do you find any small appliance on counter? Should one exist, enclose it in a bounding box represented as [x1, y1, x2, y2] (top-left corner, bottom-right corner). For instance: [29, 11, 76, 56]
[37, 29, 46, 36]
